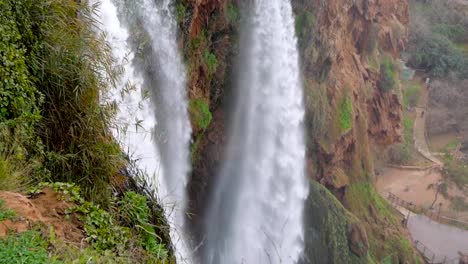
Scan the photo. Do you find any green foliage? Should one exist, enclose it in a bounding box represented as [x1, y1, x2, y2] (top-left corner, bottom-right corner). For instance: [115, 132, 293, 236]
[0, 0, 44, 125]
[0, 199, 16, 221]
[346, 182, 396, 223]
[75, 201, 131, 252]
[339, 96, 353, 132]
[118, 192, 168, 260]
[409, 34, 466, 78]
[442, 160, 468, 189]
[189, 98, 213, 131]
[403, 85, 421, 108]
[176, 3, 186, 23]
[379, 57, 397, 92]
[0, 125, 39, 192]
[226, 3, 239, 25]
[295, 11, 315, 44]
[0, 231, 54, 264]
[432, 24, 466, 43]
[204, 49, 218, 76]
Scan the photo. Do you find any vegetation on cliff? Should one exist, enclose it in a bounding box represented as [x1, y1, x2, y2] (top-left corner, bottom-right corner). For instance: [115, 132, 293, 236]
[0, 0, 172, 262]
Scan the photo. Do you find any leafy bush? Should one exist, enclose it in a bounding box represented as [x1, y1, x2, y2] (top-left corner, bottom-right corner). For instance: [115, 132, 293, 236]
[379, 57, 397, 92]
[410, 34, 465, 77]
[339, 96, 353, 132]
[0, 0, 44, 125]
[189, 98, 213, 131]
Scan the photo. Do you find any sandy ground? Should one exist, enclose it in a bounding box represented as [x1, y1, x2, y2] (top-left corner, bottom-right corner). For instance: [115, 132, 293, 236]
[376, 167, 450, 210]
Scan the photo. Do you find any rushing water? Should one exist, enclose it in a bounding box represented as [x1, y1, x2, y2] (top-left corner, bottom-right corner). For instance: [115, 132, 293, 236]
[203, 1, 309, 263]
[92, 0, 192, 262]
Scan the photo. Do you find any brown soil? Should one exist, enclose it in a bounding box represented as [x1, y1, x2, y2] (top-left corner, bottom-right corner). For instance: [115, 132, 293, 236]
[0, 188, 84, 243]
[377, 167, 468, 221]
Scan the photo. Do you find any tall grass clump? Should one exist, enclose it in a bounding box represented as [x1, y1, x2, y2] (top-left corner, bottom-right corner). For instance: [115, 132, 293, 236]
[31, 0, 123, 204]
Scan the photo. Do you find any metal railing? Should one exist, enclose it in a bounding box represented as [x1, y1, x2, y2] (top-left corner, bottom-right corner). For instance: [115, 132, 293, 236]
[414, 240, 460, 264]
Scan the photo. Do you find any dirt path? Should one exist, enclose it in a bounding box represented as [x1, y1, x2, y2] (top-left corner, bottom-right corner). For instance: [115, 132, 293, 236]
[413, 82, 443, 166]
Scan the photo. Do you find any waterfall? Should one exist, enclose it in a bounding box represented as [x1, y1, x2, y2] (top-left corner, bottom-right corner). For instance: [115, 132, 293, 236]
[203, 1, 309, 263]
[92, 0, 192, 262]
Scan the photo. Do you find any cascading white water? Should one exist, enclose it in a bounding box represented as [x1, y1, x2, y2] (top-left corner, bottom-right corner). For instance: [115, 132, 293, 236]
[203, 1, 309, 263]
[92, 0, 192, 262]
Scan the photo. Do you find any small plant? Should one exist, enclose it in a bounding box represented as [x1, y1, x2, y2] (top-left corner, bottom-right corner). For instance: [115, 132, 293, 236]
[379, 57, 397, 92]
[189, 98, 213, 131]
[0, 200, 16, 221]
[339, 96, 353, 132]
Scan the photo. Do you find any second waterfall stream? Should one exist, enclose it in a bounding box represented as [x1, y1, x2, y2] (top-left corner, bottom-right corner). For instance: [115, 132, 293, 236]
[203, 0, 309, 263]
[92, 0, 192, 262]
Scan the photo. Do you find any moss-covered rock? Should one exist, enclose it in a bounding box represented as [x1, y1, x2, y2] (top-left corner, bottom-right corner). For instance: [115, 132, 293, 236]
[301, 181, 369, 264]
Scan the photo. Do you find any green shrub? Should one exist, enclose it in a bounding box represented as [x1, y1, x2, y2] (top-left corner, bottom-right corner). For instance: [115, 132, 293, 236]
[189, 98, 213, 131]
[409, 34, 465, 77]
[339, 96, 353, 132]
[0, 0, 44, 125]
[379, 57, 397, 92]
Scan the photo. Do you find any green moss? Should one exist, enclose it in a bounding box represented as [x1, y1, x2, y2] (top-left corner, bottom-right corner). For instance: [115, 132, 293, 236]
[303, 181, 369, 264]
[204, 49, 218, 76]
[346, 182, 396, 224]
[339, 96, 353, 132]
[189, 99, 213, 131]
[295, 11, 315, 45]
[379, 57, 397, 92]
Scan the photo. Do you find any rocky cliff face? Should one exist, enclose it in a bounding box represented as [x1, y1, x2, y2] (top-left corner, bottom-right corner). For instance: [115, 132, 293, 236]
[177, 0, 416, 262]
